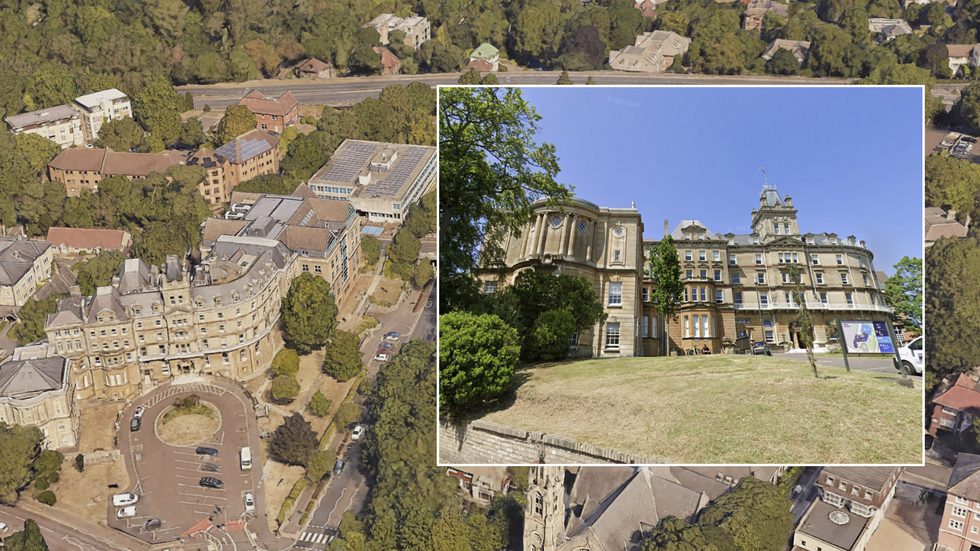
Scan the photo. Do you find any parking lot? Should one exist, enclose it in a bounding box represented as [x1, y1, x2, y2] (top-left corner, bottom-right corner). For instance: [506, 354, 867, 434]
[114, 379, 272, 546]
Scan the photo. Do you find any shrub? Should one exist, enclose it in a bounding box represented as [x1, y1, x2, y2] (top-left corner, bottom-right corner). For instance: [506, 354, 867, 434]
[75, 454, 84, 472]
[309, 390, 332, 417]
[272, 349, 300, 377]
[46, 471, 59, 483]
[333, 402, 364, 429]
[36, 490, 56, 505]
[439, 312, 520, 416]
[271, 374, 300, 403]
[357, 377, 373, 396]
[34, 477, 48, 491]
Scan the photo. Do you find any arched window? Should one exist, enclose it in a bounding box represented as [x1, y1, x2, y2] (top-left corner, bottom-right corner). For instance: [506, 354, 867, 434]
[684, 316, 690, 338]
[534, 493, 543, 515]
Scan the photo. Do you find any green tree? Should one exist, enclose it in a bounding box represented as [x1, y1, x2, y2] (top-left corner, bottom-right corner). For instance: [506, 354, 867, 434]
[75, 250, 127, 295]
[15, 134, 61, 174]
[306, 450, 332, 482]
[951, 82, 980, 134]
[271, 374, 300, 403]
[556, 70, 573, 84]
[278, 125, 299, 152]
[94, 117, 144, 152]
[414, 261, 434, 288]
[524, 309, 577, 362]
[74, 454, 84, 472]
[282, 132, 327, 180]
[482, 74, 500, 84]
[349, 46, 383, 75]
[884, 257, 922, 331]
[387, 228, 421, 265]
[180, 117, 208, 149]
[587, 76, 597, 84]
[322, 330, 362, 382]
[272, 349, 300, 376]
[10, 296, 61, 347]
[309, 390, 332, 417]
[649, 235, 683, 356]
[132, 77, 184, 129]
[458, 68, 482, 84]
[0, 422, 44, 502]
[789, 263, 819, 378]
[213, 105, 257, 145]
[2, 519, 51, 550]
[235, 174, 297, 195]
[333, 402, 365, 428]
[642, 516, 719, 551]
[281, 272, 339, 353]
[439, 311, 520, 416]
[404, 192, 437, 237]
[270, 413, 318, 467]
[696, 477, 793, 551]
[766, 48, 801, 75]
[925, 155, 980, 218]
[439, 87, 571, 311]
[361, 235, 381, 267]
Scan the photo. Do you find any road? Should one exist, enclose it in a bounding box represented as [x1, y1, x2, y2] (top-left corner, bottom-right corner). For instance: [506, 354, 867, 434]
[294, 279, 436, 547]
[0, 501, 171, 551]
[774, 352, 921, 377]
[177, 72, 852, 108]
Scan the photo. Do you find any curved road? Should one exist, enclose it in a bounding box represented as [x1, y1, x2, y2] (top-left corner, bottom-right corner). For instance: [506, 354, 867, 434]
[178, 71, 853, 108]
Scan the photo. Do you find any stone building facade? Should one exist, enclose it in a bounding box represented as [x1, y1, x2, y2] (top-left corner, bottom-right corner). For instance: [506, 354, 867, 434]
[0, 344, 78, 450]
[477, 198, 645, 358]
[480, 185, 892, 358]
[0, 239, 53, 308]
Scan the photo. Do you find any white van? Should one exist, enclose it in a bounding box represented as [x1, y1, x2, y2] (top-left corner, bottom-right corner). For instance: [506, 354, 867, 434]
[112, 493, 139, 507]
[240, 447, 252, 471]
[898, 336, 923, 375]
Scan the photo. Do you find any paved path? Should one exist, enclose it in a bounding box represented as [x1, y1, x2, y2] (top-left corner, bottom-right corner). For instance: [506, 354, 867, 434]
[774, 352, 920, 377]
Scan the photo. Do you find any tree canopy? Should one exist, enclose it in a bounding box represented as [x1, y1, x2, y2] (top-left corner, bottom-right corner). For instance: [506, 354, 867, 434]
[270, 413, 318, 467]
[322, 330, 363, 382]
[75, 250, 127, 295]
[0, 422, 45, 502]
[884, 256, 922, 331]
[213, 105, 257, 145]
[281, 273, 339, 353]
[925, 237, 980, 391]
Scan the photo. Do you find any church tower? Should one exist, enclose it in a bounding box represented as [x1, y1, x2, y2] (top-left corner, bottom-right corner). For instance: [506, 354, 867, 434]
[523, 466, 566, 551]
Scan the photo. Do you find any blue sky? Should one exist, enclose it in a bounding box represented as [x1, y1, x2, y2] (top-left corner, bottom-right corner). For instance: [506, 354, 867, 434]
[517, 86, 924, 275]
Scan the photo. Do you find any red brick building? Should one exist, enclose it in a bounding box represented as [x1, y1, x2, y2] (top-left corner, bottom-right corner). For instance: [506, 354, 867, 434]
[236, 90, 299, 133]
[930, 374, 980, 435]
[938, 454, 980, 551]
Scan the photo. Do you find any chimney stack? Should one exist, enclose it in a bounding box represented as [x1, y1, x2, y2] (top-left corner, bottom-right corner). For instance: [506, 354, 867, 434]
[949, 209, 958, 221]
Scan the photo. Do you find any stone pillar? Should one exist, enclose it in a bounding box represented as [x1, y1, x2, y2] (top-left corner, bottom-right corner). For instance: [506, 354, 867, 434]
[567, 215, 578, 256]
[537, 213, 550, 256]
[557, 214, 569, 256]
[525, 214, 541, 259]
[520, 216, 534, 260]
[585, 220, 594, 262]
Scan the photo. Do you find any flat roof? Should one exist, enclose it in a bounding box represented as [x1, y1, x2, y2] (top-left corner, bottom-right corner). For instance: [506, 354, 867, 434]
[74, 89, 128, 110]
[309, 139, 436, 202]
[6, 105, 78, 128]
[797, 500, 868, 551]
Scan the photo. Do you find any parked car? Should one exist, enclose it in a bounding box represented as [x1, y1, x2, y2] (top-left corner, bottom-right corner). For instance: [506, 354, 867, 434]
[112, 493, 139, 507]
[130, 417, 141, 432]
[133, 406, 145, 419]
[897, 335, 923, 375]
[199, 477, 223, 489]
[201, 462, 220, 472]
[373, 353, 389, 362]
[751, 342, 772, 356]
[260, 432, 272, 439]
[117, 506, 137, 519]
[196, 447, 218, 456]
[351, 425, 365, 441]
[0, 522, 7, 532]
[383, 332, 399, 341]
[378, 342, 393, 349]
[142, 518, 162, 531]
[333, 460, 345, 476]
[244, 492, 256, 514]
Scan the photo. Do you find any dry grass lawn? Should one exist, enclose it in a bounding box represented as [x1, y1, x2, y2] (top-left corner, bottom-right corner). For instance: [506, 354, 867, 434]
[157, 413, 221, 446]
[479, 355, 923, 464]
[263, 461, 306, 533]
[371, 279, 404, 306]
[78, 402, 124, 452]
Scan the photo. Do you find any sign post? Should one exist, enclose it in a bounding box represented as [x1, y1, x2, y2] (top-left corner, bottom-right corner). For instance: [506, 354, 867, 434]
[837, 318, 905, 380]
[835, 316, 850, 373]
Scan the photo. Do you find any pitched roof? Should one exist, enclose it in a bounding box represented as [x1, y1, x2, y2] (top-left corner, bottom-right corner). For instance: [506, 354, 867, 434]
[237, 90, 298, 117]
[374, 46, 402, 74]
[35, 262, 77, 301]
[933, 373, 980, 411]
[215, 130, 278, 164]
[49, 148, 187, 178]
[761, 39, 811, 62]
[49, 148, 106, 172]
[950, 453, 980, 501]
[470, 43, 499, 60]
[0, 356, 66, 397]
[947, 44, 978, 58]
[202, 218, 249, 244]
[295, 58, 334, 74]
[925, 207, 968, 242]
[821, 466, 897, 492]
[0, 239, 50, 286]
[465, 59, 494, 72]
[46, 227, 130, 251]
[291, 183, 319, 198]
[186, 148, 228, 170]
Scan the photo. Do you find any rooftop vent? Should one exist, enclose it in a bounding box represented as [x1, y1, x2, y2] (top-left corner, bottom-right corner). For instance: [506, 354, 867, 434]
[828, 510, 849, 525]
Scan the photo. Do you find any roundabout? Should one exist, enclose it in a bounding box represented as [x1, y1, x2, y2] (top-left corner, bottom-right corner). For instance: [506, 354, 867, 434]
[114, 378, 275, 549]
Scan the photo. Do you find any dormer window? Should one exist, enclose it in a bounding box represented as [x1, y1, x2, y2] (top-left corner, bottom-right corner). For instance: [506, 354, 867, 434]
[214, 296, 222, 305]
[196, 299, 204, 308]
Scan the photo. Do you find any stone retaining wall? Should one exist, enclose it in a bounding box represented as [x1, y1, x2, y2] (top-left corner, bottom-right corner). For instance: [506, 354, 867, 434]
[439, 420, 663, 464]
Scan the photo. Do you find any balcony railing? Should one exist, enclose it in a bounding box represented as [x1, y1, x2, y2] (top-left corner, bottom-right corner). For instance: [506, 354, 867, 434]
[733, 301, 894, 314]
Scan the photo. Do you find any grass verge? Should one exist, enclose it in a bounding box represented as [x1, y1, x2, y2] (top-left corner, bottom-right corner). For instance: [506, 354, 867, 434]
[476, 355, 922, 464]
[162, 403, 214, 424]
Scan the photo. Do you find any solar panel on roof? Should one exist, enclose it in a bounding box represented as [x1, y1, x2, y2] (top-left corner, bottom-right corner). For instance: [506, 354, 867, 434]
[216, 138, 271, 163]
[318, 142, 380, 184]
[363, 148, 427, 197]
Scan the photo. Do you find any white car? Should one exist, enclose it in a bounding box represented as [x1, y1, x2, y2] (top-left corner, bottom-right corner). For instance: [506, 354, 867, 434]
[373, 353, 389, 362]
[0, 522, 7, 532]
[117, 506, 137, 519]
[112, 493, 139, 507]
[243, 492, 255, 514]
[133, 406, 145, 419]
[898, 336, 924, 375]
[351, 425, 365, 441]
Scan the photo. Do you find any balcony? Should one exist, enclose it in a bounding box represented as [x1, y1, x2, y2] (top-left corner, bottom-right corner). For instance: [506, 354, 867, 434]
[733, 301, 894, 314]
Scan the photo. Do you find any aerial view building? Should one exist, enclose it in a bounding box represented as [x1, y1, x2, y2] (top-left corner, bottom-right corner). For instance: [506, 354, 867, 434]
[0, 238, 53, 309]
[237, 90, 299, 133]
[73, 89, 132, 142]
[4, 105, 84, 149]
[307, 139, 436, 223]
[0, 343, 78, 450]
[364, 14, 431, 49]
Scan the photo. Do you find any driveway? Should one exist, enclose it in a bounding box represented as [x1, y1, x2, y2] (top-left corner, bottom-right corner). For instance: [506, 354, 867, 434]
[774, 352, 920, 377]
[116, 379, 276, 548]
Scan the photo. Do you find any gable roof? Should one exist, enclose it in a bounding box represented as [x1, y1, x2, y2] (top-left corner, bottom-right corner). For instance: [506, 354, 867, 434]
[295, 58, 334, 74]
[950, 453, 980, 500]
[821, 466, 897, 492]
[46, 227, 129, 251]
[215, 130, 278, 164]
[933, 373, 980, 411]
[925, 207, 968, 242]
[49, 148, 106, 172]
[237, 90, 299, 117]
[947, 44, 978, 59]
[465, 59, 494, 72]
[0, 239, 50, 286]
[470, 43, 499, 60]
[202, 219, 249, 245]
[0, 356, 66, 397]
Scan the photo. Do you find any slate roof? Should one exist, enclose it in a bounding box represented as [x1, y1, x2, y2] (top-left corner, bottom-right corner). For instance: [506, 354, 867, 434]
[215, 130, 278, 164]
[761, 39, 811, 62]
[117, 258, 154, 294]
[48, 148, 188, 177]
[925, 207, 968, 242]
[950, 453, 980, 500]
[0, 239, 50, 286]
[0, 356, 66, 397]
[46, 227, 129, 251]
[186, 148, 228, 170]
[821, 467, 896, 492]
[237, 90, 298, 117]
[34, 262, 77, 302]
[670, 220, 720, 241]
